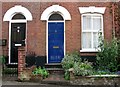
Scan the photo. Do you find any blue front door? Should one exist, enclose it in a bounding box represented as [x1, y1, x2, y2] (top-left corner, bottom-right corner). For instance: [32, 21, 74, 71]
[48, 22, 64, 63]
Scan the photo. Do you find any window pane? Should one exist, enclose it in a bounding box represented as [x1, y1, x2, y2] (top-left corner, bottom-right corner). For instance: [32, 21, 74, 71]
[82, 32, 92, 48]
[49, 13, 64, 21]
[83, 15, 91, 30]
[12, 13, 26, 19]
[93, 32, 99, 48]
[93, 16, 101, 30]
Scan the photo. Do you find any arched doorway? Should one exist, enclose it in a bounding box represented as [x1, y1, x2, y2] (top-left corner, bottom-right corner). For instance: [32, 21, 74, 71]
[10, 13, 26, 64]
[48, 13, 64, 63]
[3, 5, 32, 64]
[41, 5, 71, 63]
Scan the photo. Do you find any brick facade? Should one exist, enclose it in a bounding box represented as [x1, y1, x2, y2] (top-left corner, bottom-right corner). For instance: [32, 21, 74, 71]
[1, 2, 115, 75]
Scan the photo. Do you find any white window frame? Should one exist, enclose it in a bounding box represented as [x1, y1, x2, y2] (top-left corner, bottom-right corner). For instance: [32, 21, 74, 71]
[80, 13, 104, 52]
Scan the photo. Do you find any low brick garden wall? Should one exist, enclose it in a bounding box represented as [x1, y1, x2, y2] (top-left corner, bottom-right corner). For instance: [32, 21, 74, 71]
[70, 75, 120, 86]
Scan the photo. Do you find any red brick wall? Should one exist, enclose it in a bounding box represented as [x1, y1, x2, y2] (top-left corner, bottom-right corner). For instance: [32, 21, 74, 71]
[114, 2, 120, 39]
[2, 2, 113, 57]
[18, 47, 25, 78]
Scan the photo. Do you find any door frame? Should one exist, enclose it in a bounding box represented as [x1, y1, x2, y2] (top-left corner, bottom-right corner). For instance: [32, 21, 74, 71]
[9, 20, 27, 64]
[46, 20, 65, 63]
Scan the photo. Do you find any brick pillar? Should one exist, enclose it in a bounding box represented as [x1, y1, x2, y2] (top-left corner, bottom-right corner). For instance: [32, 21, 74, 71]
[18, 47, 25, 79]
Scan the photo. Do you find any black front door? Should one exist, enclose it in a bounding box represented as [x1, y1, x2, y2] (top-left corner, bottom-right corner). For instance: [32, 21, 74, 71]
[10, 23, 26, 63]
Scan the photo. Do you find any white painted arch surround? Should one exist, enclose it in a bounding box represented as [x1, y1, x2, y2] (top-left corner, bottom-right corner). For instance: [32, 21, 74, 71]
[41, 5, 71, 63]
[3, 5, 32, 21]
[41, 5, 71, 21]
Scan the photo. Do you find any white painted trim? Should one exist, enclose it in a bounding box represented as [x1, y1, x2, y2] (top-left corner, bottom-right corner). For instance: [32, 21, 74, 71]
[9, 63, 18, 65]
[9, 19, 27, 64]
[10, 20, 27, 23]
[46, 20, 65, 63]
[79, 6, 106, 14]
[80, 13, 104, 52]
[80, 49, 99, 52]
[8, 21, 11, 64]
[46, 21, 48, 63]
[41, 5, 71, 20]
[3, 5, 32, 21]
[64, 20, 66, 60]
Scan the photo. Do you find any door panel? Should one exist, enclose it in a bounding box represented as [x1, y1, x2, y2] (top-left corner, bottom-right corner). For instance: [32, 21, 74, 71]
[10, 23, 26, 63]
[48, 22, 64, 63]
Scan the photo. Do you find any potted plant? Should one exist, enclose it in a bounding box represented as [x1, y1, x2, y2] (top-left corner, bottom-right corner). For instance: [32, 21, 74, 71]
[31, 67, 49, 82]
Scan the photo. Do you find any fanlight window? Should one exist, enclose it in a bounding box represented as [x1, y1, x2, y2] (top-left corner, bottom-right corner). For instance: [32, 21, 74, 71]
[12, 13, 26, 19]
[48, 13, 64, 21]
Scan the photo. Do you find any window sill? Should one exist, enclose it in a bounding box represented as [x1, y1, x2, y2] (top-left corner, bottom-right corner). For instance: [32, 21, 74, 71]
[80, 49, 99, 52]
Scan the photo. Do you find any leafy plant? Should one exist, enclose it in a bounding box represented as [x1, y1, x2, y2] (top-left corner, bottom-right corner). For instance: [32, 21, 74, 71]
[32, 67, 49, 79]
[61, 51, 81, 70]
[3, 68, 17, 74]
[64, 71, 70, 80]
[0, 55, 6, 64]
[73, 60, 93, 76]
[92, 70, 116, 75]
[96, 33, 120, 72]
[62, 51, 94, 77]
[117, 40, 120, 71]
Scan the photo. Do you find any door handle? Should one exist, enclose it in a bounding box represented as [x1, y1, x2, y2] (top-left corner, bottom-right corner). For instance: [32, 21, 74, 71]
[22, 39, 26, 45]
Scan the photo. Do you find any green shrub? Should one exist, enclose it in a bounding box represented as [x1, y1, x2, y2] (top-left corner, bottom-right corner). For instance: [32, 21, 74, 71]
[32, 67, 49, 79]
[96, 35, 120, 72]
[62, 51, 94, 77]
[61, 51, 81, 70]
[64, 71, 70, 80]
[117, 41, 120, 70]
[92, 70, 115, 75]
[0, 55, 6, 64]
[73, 61, 93, 76]
[3, 68, 17, 74]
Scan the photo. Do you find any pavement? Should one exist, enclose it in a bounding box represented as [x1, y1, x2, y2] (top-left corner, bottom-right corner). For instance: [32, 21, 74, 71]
[1, 74, 72, 87]
[1, 74, 118, 87]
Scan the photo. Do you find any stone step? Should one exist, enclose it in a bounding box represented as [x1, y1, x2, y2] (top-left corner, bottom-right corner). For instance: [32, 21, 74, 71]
[45, 63, 64, 75]
[46, 67, 64, 75]
[45, 63, 61, 65]
[6, 63, 18, 68]
[46, 68, 64, 71]
[45, 63, 62, 68]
